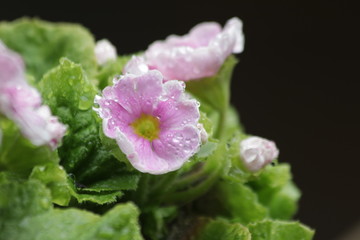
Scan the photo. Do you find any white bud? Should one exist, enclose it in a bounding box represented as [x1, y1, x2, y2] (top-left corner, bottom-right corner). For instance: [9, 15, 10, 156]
[197, 123, 208, 143]
[240, 136, 279, 172]
[123, 56, 149, 75]
[95, 39, 117, 65]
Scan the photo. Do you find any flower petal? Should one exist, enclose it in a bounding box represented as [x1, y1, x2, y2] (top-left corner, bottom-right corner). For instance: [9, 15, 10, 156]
[154, 98, 200, 131]
[111, 71, 164, 115]
[96, 98, 136, 138]
[144, 17, 244, 81]
[0, 41, 25, 85]
[153, 125, 201, 165]
[0, 42, 66, 149]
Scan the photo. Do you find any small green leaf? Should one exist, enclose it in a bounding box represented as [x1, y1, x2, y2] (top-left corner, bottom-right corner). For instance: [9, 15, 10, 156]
[196, 218, 251, 240]
[250, 164, 301, 220]
[67, 178, 123, 204]
[29, 161, 125, 205]
[253, 164, 292, 190]
[30, 163, 71, 206]
[215, 180, 269, 224]
[248, 220, 315, 240]
[265, 182, 301, 220]
[0, 119, 59, 177]
[83, 173, 140, 192]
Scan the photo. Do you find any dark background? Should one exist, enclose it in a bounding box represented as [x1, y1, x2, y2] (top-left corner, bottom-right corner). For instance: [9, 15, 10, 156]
[1, 1, 359, 239]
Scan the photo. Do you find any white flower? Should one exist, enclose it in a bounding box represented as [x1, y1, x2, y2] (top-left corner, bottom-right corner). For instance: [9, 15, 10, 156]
[240, 136, 279, 172]
[94, 39, 117, 65]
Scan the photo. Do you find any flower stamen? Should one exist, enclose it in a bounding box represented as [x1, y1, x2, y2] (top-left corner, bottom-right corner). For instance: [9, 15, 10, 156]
[131, 113, 160, 141]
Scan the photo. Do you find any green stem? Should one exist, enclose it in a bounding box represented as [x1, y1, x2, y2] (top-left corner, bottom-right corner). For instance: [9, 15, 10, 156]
[172, 164, 207, 190]
[162, 167, 221, 205]
[214, 85, 229, 140]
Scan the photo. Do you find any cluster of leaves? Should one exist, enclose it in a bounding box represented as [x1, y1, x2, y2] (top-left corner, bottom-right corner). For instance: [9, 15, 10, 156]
[0, 19, 314, 240]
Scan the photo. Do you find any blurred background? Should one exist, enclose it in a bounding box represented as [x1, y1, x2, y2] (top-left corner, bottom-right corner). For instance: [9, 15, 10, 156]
[1, 1, 358, 239]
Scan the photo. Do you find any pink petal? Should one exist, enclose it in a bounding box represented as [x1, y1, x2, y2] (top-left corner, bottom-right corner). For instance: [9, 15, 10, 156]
[144, 17, 244, 81]
[115, 130, 170, 174]
[0, 41, 25, 85]
[152, 125, 201, 165]
[111, 71, 163, 115]
[96, 98, 136, 138]
[154, 98, 200, 131]
[165, 22, 221, 48]
[0, 42, 66, 149]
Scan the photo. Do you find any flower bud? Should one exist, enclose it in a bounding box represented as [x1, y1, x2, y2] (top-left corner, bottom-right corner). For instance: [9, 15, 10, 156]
[94, 39, 117, 65]
[240, 136, 279, 172]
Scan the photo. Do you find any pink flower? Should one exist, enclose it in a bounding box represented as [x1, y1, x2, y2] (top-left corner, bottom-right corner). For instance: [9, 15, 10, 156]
[95, 39, 117, 65]
[95, 70, 201, 174]
[240, 136, 279, 172]
[0, 41, 66, 149]
[144, 17, 244, 81]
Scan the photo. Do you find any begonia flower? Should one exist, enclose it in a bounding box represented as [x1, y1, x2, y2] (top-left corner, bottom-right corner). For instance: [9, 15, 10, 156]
[95, 39, 117, 65]
[95, 70, 201, 174]
[0, 41, 66, 149]
[240, 136, 279, 172]
[144, 17, 244, 81]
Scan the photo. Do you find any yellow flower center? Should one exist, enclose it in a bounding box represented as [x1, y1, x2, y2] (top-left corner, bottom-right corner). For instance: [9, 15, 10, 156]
[131, 114, 160, 141]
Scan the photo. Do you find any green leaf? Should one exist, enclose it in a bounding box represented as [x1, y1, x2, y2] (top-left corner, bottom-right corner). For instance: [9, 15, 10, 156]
[196, 218, 251, 240]
[248, 220, 315, 240]
[265, 182, 301, 220]
[186, 56, 237, 112]
[83, 173, 140, 192]
[30, 163, 71, 206]
[0, 179, 52, 222]
[195, 140, 219, 159]
[39, 58, 136, 188]
[214, 180, 268, 224]
[141, 206, 178, 240]
[186, 56, 238, 139]
[250, 164, 300, 220]
[0, 18, 97, 80]
[67, 178, 123, 204]
[39, 57, 96, 112]
[0, 119, 59, 177]
[29, 161, 124, 205]
[253, 164, 292, 190]
[96, 55, 133, 89]
[0, 180, 143, 240]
